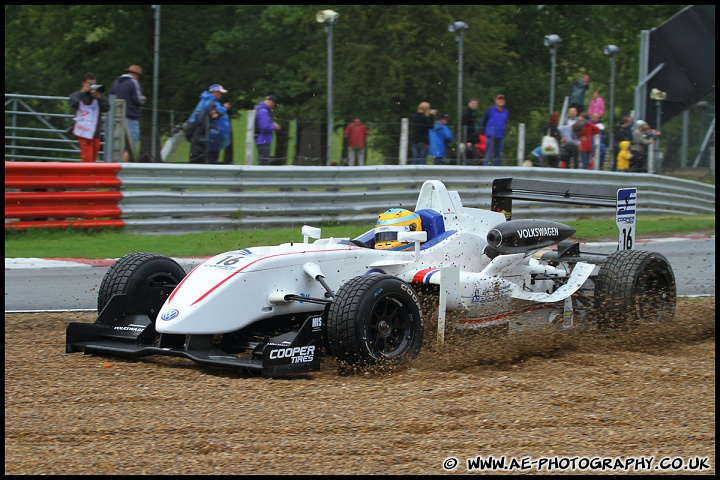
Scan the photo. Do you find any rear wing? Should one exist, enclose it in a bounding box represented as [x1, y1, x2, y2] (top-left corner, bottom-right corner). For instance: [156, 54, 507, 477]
[490, 178, 638, 250]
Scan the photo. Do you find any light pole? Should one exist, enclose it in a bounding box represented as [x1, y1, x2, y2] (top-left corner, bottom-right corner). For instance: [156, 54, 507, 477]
[317, 9, 339, 166]
[603, 44, 619, 166]
[151, 5, 161, 162]
[650, 88, 667, 172]
[544, 35, 561, 114]
[449, 21, 468, 164]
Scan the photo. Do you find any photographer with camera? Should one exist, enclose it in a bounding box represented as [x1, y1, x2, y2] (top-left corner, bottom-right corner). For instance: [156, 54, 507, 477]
[68, 72, 110, 162]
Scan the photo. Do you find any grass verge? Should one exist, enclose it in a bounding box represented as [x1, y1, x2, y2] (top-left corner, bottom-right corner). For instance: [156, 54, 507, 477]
[4, 214, 714, 259]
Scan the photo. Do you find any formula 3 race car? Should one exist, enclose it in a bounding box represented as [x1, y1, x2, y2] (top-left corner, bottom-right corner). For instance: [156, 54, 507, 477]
[66, 178, 676, 377]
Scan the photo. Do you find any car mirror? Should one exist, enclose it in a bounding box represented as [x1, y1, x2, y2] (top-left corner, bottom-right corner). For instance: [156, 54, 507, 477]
[398, 231, 427, 259]
[397, 231, 427, 243]
[302, 225, 322, 243]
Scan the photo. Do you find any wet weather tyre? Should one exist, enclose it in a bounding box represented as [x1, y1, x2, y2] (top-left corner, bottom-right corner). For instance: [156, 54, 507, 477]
[97, 252, 186, 321]
[326, 274, 424, 366]
[594, 249, 676, 329]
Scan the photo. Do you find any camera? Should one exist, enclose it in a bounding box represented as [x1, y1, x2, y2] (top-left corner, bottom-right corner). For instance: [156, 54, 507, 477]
[90, 84, 104, 93]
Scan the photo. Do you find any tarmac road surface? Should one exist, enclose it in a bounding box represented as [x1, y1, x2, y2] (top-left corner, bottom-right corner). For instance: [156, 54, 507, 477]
[4, 236, 714, 312]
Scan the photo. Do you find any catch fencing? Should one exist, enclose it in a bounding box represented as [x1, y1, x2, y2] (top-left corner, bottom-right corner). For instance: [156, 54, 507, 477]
[6, 93, 716, 173]
[4, 162, 715, 235]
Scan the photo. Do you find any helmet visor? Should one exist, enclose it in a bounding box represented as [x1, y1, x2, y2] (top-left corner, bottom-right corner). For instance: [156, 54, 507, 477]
[375, 225, 410, 243]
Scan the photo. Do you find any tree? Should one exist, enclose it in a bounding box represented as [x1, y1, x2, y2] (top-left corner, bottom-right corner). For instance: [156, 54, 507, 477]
[5, 5, 691, 163]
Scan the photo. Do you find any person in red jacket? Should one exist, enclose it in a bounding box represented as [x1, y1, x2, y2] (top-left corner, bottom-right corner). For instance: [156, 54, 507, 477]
[576, 113, 600, 169]
[343, 118, 369, 166]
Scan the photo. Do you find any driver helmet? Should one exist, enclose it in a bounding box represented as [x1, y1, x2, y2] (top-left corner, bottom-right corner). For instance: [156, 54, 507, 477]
[374, 208, 422, 250]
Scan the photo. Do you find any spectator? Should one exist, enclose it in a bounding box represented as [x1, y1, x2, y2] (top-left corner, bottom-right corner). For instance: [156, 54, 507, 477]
[476, 133, 487, 162]
[589, 112, 608, 170]
[68, 72, 110, 163]
[480, 94, 509, 166]
[558, 122, 580, 169]
[576, 114, 601, 169]
[254, 95, 281, 165]
[343, 118, 370, 166]
[428, 112, 453, 165]
[460, 97, 481, 165]
[409, 102, 436, 165]
[613, 115, 634, 169]
[543, 112, 562, 168]
[568, 74, 590, 113]
[564, 106, 579, 127]
[187, 105, 211, 164]
[110, 65, 146, 162]
[616, 140, 632, 172]
[587, 90, 605, 119]
[630, 120, 660, 173]
[187, 84, 232, 164]
[529, 146, 543, 166]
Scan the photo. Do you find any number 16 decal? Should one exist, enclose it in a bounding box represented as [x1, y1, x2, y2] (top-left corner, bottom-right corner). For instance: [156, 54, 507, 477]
[616, 188, 637, 250]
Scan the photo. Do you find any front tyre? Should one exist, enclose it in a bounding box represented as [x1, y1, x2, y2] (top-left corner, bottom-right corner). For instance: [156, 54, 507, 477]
[326, 274, 424, 366]
[594, 249, 676, 329]
[97, 252, 187, 321]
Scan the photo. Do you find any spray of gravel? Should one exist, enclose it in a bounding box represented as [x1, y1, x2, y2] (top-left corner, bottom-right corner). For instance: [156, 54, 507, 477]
[333, 297, 715, 377]
[24, 298, 714, 379]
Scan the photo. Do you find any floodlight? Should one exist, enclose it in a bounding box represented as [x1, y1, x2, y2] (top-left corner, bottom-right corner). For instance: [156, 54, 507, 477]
[448, 21, 468, 33]
[316, 9, 339, 24]
[650, 88, 667, 101]
[603, 44, 619, 56]
[543, 34, 561, 47]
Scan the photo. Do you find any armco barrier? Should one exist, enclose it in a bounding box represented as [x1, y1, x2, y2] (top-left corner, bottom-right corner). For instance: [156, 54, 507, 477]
[4, 162, 715, 234]
[5, 162, 124, 230]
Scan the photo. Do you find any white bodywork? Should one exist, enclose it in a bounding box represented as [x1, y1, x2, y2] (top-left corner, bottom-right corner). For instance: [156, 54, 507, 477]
[156, 180, 594, 335]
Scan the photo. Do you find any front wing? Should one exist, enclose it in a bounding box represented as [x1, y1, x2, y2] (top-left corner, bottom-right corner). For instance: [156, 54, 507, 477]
[66, 293, 324, 378]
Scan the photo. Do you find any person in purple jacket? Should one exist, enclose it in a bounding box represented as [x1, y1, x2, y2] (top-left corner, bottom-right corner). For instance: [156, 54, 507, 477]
[254, 95, 282, 165]
[480, 94, 509, 166]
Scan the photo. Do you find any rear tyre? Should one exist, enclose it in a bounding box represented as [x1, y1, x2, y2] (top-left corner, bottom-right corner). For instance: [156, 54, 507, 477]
[97, 252, 186, 321]
[594, 249, 676, 329]
[326, 274, 424, 366]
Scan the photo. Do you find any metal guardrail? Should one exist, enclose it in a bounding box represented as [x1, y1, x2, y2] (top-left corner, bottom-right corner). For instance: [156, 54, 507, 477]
[5, 162, 714, 234]
[115, 164, 715, 234]
[5, 162, 125, 230]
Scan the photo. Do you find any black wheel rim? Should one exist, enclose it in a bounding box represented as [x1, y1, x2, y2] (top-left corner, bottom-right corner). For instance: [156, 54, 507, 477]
[637, 267, 675, 321]
[367, 295, 415, 359]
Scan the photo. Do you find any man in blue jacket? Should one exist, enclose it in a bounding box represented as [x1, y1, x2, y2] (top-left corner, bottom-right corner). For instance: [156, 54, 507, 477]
[428, 113, 453, 165]
[254, 95, 282, 165]
[481, 95, 509, 166]
[187, 84, 232, 164]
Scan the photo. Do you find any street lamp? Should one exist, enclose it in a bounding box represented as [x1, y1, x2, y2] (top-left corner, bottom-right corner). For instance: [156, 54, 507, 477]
[150, 5, 161, 163]
[544, 34, 561, 114]
[317, 9, 339, 166]
[603, 44, 619, 166]
[449, 21, 468, 164]
[650, 88, 667, 173]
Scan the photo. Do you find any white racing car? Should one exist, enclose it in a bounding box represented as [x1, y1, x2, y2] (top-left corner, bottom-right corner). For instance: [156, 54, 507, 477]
[66, 178, 676, 377]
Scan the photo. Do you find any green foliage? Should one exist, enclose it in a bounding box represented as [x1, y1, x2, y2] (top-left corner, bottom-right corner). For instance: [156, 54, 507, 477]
[5, 4, 693, 161]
